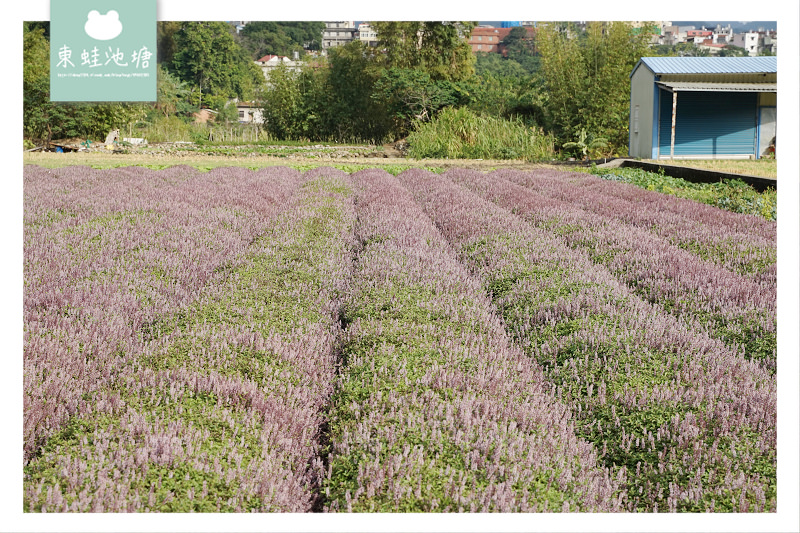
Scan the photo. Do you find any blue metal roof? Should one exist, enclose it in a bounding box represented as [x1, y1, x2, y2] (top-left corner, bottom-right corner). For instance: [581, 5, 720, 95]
[633, 56, 777, 76]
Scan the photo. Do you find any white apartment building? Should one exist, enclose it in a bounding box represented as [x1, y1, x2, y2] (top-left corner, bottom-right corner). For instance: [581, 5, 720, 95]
[732, 31, 760, 56]
[356, 22, 378, 46]
[322, 22, 356, 49]
[712, 24, 734, 44]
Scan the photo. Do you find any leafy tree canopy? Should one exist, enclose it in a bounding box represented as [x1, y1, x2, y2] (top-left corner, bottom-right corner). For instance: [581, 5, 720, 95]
[537, 21, 652, 153]
[157, 21, 182, 65]
[370, 21, 477, 81]
[475, 52, 530, 79]
[238, 21, 324, 59]
[372, 67, 472, 138]
[501, 26, 536, 56]
[718, 45, 749, 57]
[170, 22, 264, 107]
[650, 43, 712, 57]
[155, 64, 194, 118]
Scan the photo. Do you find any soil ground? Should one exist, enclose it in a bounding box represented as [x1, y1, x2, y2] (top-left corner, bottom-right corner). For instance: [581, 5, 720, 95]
[22, 142, 778, 178]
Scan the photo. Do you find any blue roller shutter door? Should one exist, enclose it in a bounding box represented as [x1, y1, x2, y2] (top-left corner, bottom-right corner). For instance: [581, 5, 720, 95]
[658, 91, 757, 157]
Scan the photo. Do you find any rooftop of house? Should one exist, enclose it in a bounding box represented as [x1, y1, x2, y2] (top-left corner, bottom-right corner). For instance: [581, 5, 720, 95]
[700, 40, 727, 48]
[633, 56, 778, 76]
[256, 54, 291, 63]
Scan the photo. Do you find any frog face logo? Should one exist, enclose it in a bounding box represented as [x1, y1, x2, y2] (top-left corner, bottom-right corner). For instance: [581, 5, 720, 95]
[84, 10, 123, 40]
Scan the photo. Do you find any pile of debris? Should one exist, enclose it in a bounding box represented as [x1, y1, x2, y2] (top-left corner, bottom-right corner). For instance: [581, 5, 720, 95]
[27, 129, 147, 154]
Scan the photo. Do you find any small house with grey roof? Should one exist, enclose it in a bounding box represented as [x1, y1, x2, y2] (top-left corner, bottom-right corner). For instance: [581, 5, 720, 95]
[628, 57, 777, 160]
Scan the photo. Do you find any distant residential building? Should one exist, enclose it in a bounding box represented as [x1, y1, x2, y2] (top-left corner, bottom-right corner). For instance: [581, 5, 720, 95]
[760, 31, 777, 55]
[697, 40, 728, 55]
[355, 22, 378, 47]
[712, 24, 734, 44]
[322, 21, 356, 49]
[255, 54, 301, 81]
[468, 27, 513, 53]
[236, 102, 264, 124]
[685, 29, 713, 45]
[732, 31, 760, 56]
[659, 25, 682, 46]
[677, 25, 696, 42]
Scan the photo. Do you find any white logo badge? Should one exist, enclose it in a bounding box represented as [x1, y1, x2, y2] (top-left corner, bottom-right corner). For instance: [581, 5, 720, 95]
[84, 10, 123, 40]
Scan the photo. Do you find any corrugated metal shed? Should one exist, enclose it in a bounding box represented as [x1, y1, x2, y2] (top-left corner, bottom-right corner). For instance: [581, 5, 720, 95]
[657, 81, 777, 92]
[657, 92, 758, 157]
[628, 56, 777, 160]
[633, 56, 777, 76]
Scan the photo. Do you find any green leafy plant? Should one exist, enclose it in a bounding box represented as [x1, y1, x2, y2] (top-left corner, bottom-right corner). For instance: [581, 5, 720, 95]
[589, 167, 777, 220]
[407, 106, 555, 161]
[562, 128, 609, 160]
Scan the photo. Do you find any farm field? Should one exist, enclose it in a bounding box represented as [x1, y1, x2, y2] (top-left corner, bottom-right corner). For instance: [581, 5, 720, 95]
[23, 164, 776, 513]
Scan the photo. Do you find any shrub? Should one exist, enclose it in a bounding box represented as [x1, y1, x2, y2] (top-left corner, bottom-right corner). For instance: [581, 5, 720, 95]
[406, 107, 555, 161]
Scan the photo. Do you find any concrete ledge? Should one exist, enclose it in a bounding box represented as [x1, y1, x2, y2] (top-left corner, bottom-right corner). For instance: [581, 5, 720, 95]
[610, 159, 777, 192]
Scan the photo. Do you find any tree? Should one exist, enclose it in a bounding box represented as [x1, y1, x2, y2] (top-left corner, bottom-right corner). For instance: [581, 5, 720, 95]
[474, 52, 529, 79]
[155, 64, 191, 118]
[281, 22, 325, 51]
[536, 22, 586, 142]
[371, 67, 471, 138]
[23, 22, 53, 142]
[500, 27, 541, 74]
[673, 42, 710, 57]
[157, 21, 181, 65]
[719, 45, 748, 57]
[502, 27, 535, 56]
[238, 22, 324, 59]
[259, 63, 305, 140]
[170, 22, 263, 108]
[322, 41, 391, 143]
[537, 21, 652, 153]
[370, 21, 477, 81]
[217, 101, 240, 125]
[580, 22, 652, 150]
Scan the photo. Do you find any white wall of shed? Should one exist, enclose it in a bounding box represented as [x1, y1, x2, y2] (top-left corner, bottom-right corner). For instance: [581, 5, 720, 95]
[629, 66, 656, 158]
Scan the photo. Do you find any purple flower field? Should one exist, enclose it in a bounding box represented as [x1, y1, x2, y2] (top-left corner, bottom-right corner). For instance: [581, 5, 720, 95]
[23, 165, 777, 512]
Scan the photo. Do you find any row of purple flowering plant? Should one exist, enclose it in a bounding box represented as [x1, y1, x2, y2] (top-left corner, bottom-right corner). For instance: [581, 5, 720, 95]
[448, 169, 776, 372]
[397, 168, 776, 512]
[23, 166, 355, 511]
[319, 169, 622, 512]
